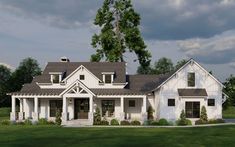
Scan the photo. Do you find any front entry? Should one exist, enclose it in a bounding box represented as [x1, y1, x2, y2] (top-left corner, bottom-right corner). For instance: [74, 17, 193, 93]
[185, 102, 200, 118]
[74, 98, 89, 119]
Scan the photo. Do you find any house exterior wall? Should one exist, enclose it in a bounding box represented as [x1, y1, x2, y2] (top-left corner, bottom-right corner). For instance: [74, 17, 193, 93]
[157, 62, 223, 121]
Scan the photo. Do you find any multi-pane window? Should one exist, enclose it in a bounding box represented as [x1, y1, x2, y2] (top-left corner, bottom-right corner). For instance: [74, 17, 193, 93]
[80, 75, 85, 80]
[185, 102, 200, 118]
[168, 99, 175, 106]
[101, 100, 115, 117]
[52, 74, 60, 83]
[129, 100, 135, 107]
[49, 100, 62, 117]
[105, 75, 112, 83]
[208, 99, 215, 106]
[188, 72, 195, 87]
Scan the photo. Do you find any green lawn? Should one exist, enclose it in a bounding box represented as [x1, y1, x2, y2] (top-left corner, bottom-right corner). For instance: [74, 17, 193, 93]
[0, 125, 235, 146]
[223, 106, 235, 119]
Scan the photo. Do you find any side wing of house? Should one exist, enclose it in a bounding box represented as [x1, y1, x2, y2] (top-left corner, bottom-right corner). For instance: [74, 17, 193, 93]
[154, 59, 224, 121]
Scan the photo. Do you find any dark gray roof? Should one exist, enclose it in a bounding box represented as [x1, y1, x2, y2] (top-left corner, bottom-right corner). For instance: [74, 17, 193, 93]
[39, 62, 126, 83]
[90, 89, 144, 95]
[178, 88, 208, 97]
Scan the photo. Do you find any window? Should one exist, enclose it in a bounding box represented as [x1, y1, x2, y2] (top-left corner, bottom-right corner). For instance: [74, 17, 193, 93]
[49, 100, 62, 117]
[80, 75, 85, 80]
[105, 75, 112, 83]
[101, 100, 115, 117]
[208, 99, 215, 106]
[185, 102, 200, 118]
[52, 74, 60, 83]
[129, 100, 135, 107]
[188, 72, 195, 87]
[168, 99, 175, 106]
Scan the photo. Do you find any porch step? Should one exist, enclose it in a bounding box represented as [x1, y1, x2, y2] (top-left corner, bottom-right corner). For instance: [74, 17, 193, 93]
[65, 119, 92, 127]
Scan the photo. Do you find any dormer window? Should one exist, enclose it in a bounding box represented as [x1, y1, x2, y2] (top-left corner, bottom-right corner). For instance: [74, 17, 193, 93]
[50, 72, 62, 84]
[102, 72, 114, 84]
[188, 72, 195, 87]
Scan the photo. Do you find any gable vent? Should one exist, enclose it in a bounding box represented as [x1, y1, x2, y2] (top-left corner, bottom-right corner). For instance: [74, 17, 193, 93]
[60, 56, 70, 62]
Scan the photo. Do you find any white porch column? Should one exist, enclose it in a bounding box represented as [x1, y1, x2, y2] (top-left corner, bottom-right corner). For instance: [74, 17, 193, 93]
[10, 96, 16, 121]
[89, 96, 94, 125]
[32, 97, 39, 121]
[141, 96, 147, 121]
[119, 97, 125, 120]
[62, 96, 67, 124]
[18, 98, 24, 121]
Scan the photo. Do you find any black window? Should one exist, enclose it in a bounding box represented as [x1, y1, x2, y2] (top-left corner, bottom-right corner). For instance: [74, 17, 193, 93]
[129, 100, 135, 107]
[105, 75, 112, 83]
[188, 73, 195, 87]
[50, 100, 62, 117]
[208, 99, 215, 106]
[101, 100, 115, 117]
[168, 99, 175, 106]
[80, 75, 85, 80]
[185, 102, 200, 118]
[52, 75, 60, 83]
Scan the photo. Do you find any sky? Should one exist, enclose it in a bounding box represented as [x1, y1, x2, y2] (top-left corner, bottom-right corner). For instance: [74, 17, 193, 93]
[0, 0, 235, 81]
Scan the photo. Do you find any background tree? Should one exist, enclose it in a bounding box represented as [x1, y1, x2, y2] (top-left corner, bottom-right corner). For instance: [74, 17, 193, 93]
[223, 75, 235, 108]
[8, 58, 41, 92]
[174, 59, 187, 70]
[91, 0, 151, 70]
[0, 65, 11, 107]
[152, 57, 174, 74]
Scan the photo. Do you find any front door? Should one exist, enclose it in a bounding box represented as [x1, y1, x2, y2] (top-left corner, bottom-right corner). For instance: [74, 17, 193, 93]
[74, 99, 89, 119]
[185, 102, 200, 118]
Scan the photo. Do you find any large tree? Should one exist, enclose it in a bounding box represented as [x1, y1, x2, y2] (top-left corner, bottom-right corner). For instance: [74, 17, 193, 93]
[152, 57, 174, 75]
[9, 58, 42, 92]
[0, 65, 11, 107]
[91, 0, 151, 69]
[223, 75, 235, 108]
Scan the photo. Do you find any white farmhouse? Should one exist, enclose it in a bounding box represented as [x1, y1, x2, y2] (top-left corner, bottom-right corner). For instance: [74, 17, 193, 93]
[8, 58, 227, 125]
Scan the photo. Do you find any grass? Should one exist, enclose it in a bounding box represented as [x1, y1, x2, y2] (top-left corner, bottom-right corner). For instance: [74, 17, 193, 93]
[0, 125, 235, 146]
[223, 106, 235, 119]
[0, 107, 10, 121]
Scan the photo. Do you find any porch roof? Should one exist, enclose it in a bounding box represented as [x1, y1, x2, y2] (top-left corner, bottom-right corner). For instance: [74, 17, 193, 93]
[178, 88, 208, 97]
[90, 89, 145, 95]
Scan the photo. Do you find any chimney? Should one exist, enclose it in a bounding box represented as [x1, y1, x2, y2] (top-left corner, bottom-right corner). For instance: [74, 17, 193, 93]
[60, 56, 70, 62]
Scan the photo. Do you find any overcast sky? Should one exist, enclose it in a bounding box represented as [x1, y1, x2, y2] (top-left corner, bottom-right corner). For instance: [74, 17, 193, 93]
[0, 0, 235, 81]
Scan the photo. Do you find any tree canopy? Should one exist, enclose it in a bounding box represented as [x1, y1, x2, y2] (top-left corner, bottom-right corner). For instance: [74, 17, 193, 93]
[223, 75, 235, 108]
[0, 65, 11, 106]
[91, 0, 151, 69]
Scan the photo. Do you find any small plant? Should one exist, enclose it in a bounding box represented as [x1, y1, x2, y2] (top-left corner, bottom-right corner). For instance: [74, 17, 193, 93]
[200, 106, 208, 122]
[100, 120, 109, 125]
[24, 119, 32, 125]
[177, 110, 192, 126]
[93, 107, 101, 125]
[130, 120, 141, 126]
[55, 109, 62, 125]
[37, 118, 48, 125]
[16, 121, 25, 125]
[48, 121, 56, 125]
[150, 121, 159, 126]
[110, 119, 119, 125]
[143, 120, 153, 126]
[120, 120, 130, 125]
[0, 120, 10, 125]
[147, 106, 154, 120]
[158, 118, 169, 126]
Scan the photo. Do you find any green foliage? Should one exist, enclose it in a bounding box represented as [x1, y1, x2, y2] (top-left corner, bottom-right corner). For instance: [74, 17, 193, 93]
[93, 107, 102, 125]
[37, 118, 49, 125]
[16, 121, 25, 125]
[150, 121, 159, 126]
[158, 118, 169, 126]
[153, 58, 174, 74]
[200, 106, 208, 122]
[0, 66, 12, 107]
[0, 119, 10, 125]
[174, 59, 188, 70]
[91, 0, 151, 69]
[176, 110, 191, 126]
[223, 75, 235, 109]
[130, 120, 141, 126]
[110, 119, 119, 125]
[24, 119, 32, 125]
[208, 119, 225, 124]
[100, 120, 109, 125]
[55, 109, 62, 125]
[223, 106, 235, 118]
[147, 106, 154, 120]
[120, 120, 130, 125]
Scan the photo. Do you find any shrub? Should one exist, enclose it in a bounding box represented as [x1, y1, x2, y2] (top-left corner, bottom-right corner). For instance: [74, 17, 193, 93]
[200, 106, 208, 122]
[195, 119, 206, 125]
[208, 119, 225, 124]
[0, 120, 10, 125]
[215, 119, 225, 123]
[110, 119, 119, 125]
[93, 107, 101, 125]
[150, 121, 159, 126]
[55, 109, 62, 125]
[177, 110, 192, 126]
[24, 119, 32, 125]
[37, 118, 48, 125]
[16, 121, 25, 125]
[120, 120, 130, 125]
[158, 118, 169, 126]
[100, 120, 109, 125]
[130, 120, 141, 126]
[143, 120, 153, 126]
[147, 106, 154, 120]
